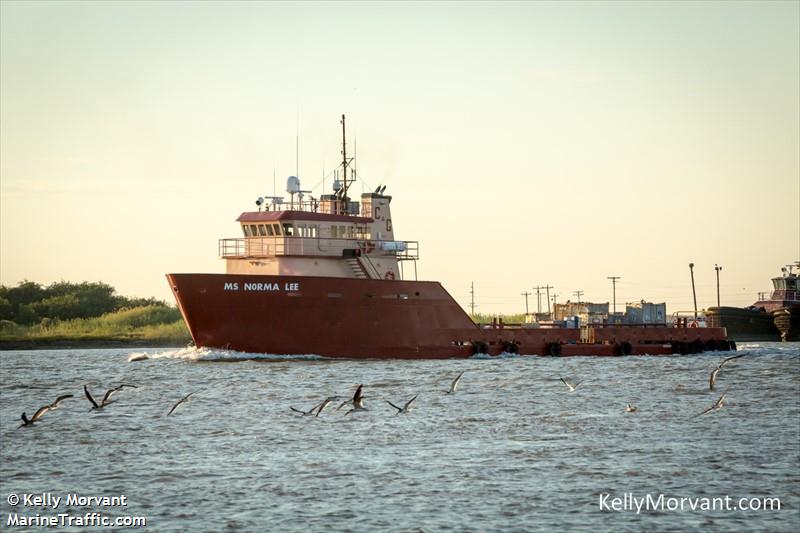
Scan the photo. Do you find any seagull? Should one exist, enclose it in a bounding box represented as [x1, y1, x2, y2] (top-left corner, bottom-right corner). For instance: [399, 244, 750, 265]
[445, 371, 465, 394]
[340, 385, 366, 416]
[560, 378, 581, 392]
[386, 395, 418, 415]
[167, 391, 198, 416]
[709, 353, 746, 390]
[18, 392, 74, 427]
[291, 396, 339, 417]
[625, 403, 637, 413]
[84, 384, 137, 410]
[19, 408, 49, 428]
[696, 393, 727, 417]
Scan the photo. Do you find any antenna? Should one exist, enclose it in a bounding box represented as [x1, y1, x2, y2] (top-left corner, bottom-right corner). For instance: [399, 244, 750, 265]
[339, 114, 355, 211]
[296, 105, 300, 180]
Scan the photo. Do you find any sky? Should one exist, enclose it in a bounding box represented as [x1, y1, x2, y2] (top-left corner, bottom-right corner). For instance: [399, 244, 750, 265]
[1, 0, 798, 315]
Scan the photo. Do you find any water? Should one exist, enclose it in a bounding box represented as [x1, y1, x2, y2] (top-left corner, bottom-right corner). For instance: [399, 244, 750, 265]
[1, 343, 798, 532]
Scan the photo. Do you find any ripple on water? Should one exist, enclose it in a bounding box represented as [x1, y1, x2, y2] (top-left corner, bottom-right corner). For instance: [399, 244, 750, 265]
[0, 344, 798, 531]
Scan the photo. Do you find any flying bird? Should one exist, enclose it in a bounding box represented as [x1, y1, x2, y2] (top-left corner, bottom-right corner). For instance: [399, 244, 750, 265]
[445, 371, 465, 394]
[386, 395, 418, 415]
[709, 353, 746, 390]
[696, 393, 727, 417]
[19, 408, 49, 428]
[340, 385, 366, 416]
[18, 394, 74, 427]
[168, 392, 198, 416]
[84, 384, 137, 410]
[291, 396, 339, 417]
[560, 378, 581, 392]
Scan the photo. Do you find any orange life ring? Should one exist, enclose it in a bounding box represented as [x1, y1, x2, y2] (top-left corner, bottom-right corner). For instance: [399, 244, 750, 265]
[384, 271, 395, 280]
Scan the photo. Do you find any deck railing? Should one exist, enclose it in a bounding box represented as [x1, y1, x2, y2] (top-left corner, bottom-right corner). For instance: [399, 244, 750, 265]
[219, 237, 419, 261]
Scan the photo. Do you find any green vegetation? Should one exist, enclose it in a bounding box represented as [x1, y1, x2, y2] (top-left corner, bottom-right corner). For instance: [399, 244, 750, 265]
[470, 312, 528, 324]
[0, 281, 190, 348]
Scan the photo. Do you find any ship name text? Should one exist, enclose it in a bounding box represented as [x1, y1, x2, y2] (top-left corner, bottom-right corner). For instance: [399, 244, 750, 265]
[223, 282, 300, 292]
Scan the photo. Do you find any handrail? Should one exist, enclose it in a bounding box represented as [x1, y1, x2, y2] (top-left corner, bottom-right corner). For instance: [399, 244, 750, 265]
[218, 237, 419, 261]
[359, 253, 382, 279]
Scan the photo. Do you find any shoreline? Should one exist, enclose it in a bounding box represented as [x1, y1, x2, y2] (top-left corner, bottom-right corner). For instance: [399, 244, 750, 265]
[0, 338, 189, 350]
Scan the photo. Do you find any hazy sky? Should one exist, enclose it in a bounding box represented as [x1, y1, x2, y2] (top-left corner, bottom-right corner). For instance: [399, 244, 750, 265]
[2, 1, 798, 315]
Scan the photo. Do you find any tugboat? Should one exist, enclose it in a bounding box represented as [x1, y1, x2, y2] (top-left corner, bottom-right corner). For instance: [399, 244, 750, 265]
[706, 263, 800, 342]
[167, 115, 729, 358]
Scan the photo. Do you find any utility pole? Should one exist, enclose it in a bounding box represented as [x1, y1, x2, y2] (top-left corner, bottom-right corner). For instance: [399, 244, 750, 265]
[534, 286, 542, 313]
[689, 263, 697, 321]
[607, 276, 620, 315]
[543, 285, 553, 314]
[573, 290, 584, 303]
[521, 291, 531, 316]
[714, 264, 722, 308]
[470, 282, 475, 316]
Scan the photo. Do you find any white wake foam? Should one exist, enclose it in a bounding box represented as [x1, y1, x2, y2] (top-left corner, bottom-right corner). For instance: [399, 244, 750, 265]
[128, 346, 326, 362]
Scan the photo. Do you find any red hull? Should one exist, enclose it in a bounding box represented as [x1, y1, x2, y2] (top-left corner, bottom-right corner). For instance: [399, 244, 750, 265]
[167, 274, 729, 359]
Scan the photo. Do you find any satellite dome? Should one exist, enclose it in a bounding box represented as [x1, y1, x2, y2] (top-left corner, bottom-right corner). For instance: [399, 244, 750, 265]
[286, 176, 301, 194]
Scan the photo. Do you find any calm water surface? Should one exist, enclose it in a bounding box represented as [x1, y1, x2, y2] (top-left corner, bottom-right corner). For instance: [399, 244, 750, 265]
[1, 343, 798, 532]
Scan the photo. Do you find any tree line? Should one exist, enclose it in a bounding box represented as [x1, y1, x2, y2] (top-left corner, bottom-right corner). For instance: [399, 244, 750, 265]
[0, 281, 169, 325]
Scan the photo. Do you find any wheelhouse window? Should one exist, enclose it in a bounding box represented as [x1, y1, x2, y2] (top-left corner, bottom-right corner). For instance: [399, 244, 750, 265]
[356, 226, 370, 240]
[272, 224, 282, 236]
[257, 224, 267, 236]
[242, 225, 251, 237]
[282, 223, 295, 236]
[249, 224, 258, 236]
[266, 224, 274, 236]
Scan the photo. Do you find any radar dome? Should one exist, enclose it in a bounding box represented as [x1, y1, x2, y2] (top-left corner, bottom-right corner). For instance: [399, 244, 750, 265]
[286, 176, 301, 194]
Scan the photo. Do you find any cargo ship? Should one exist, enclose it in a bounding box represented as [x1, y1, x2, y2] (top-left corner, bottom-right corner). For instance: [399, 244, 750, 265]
[706, 264, 800, 342]
[167, 116, 730, 358]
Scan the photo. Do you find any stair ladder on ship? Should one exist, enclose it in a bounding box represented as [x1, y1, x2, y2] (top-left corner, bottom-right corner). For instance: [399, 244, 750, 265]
[345, 257, 371, 279]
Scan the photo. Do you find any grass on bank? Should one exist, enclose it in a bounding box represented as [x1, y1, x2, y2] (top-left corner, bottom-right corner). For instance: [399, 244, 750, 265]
[470, 313, 528, 324]
[0, 305, 191, 344]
